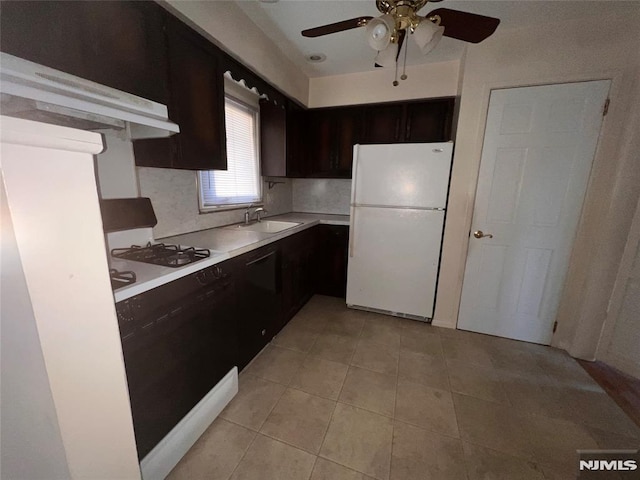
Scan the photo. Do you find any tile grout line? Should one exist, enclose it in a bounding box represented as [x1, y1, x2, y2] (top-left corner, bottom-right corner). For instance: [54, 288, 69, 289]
[444, 337, 473, 480]
[303, 306, 343, 465]
[388, 323, 402, 480]
[306, 455, 319, 480]
[256, 428, 322, 459]
[225, 428, 259, 480]
[227, 367, 306, 477]
[314, 310, 365, 476]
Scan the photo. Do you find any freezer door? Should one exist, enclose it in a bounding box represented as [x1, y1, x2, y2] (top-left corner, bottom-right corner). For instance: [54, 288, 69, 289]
[352, 143, 452, 209]
[346, 206, 445, 319]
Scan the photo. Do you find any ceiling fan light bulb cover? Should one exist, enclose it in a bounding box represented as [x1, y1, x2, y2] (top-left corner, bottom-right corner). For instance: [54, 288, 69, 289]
[414, 19, 444, 55]
[366, 14, 395, 50]
[374, 42, 399, 68]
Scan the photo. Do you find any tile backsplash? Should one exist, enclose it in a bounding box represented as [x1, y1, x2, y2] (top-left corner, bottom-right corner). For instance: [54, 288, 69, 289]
[292, 179, 351, 215]
[137, 167, 293, 239]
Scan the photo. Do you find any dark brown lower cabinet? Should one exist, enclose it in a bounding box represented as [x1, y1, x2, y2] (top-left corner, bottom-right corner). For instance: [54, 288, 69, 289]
[315, 225, 349, 298]
[117, 224, 350, 459]
[232, 224, 347, 371]
[279, 228, 318, 329]
[116, 260, 237, 459]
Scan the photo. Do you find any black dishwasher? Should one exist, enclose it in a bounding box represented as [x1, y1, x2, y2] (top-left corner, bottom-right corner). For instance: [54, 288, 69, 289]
[232, 245, 280, 371]
[115, 262, 237, 460]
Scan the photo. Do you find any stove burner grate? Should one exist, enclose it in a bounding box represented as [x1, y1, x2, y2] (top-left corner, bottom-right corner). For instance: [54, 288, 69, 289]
[110, 269, 137, 290]
[111, 243, 210, 268]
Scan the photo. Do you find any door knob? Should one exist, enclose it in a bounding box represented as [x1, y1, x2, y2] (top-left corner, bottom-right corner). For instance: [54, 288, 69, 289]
[473, 230, 493, 239]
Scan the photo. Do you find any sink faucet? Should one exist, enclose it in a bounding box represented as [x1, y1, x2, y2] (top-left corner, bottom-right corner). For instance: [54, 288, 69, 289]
[254, 207, 266, 222]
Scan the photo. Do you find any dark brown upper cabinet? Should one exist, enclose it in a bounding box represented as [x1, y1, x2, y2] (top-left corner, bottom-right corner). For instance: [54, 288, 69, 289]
[360, 98, 455, 145]
[260, 100, 286, 177]
[285, 102, 308, 178]
[260, 100, 307, 177]
[300, 98, 454, 179]
[306, 106, 363, 178]
[403, 98, 455, 143]
[0, 1, 168, 104]
[134, 16, 227, 171]
[360, 103, 406, 144]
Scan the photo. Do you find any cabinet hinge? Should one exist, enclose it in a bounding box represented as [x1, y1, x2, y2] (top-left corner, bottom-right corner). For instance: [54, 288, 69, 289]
[552, 321, 558, 333]
[603, 98, 610, 116]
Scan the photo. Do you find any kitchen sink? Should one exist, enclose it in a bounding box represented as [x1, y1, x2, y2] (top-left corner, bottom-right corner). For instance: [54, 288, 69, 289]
[225, 220, 302, 233]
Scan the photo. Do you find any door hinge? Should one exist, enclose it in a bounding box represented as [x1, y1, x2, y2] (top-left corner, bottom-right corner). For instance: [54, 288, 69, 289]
[603, 98, 610, 116]
[552, 321, 558, 333]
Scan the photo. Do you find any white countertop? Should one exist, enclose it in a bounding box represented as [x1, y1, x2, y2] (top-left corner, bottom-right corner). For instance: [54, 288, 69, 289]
[112, 213, 349, 303]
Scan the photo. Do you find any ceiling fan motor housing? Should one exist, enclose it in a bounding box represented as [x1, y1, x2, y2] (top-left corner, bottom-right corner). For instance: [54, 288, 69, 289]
[376, 0, 433, 34]
[376, 0, 429, 16]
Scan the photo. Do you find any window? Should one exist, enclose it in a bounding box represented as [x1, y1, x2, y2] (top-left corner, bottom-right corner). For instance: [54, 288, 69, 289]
[198, 94, 261, 210]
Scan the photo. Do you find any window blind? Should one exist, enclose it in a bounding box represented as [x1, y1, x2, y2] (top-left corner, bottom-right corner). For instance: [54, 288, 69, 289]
[199, 96, 261, 208]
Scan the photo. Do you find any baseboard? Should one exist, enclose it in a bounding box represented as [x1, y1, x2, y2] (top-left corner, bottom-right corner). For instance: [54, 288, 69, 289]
[346, 303, 430, 322]
[140, 367, 238, 480]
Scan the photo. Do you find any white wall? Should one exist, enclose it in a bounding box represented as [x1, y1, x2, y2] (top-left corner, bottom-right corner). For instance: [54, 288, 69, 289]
[138, 167, 293, 239]
[431, 10, 640, 361]
[292, 178, 351, 215]
[596, 83, 640, 378]
[309, 60, 460, 108]
[95, 132, 139, 199]
[597, 193, 640, 379]
[163, 0, 308, 105]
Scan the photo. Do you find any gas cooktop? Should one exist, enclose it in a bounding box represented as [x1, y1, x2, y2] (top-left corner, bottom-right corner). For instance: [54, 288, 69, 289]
[110, 269, 136, 290]
[111, 243, 210, 268]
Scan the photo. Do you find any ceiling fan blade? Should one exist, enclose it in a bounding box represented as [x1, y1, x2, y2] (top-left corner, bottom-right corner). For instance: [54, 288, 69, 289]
[427, 8, 500, 44]
[301, 16, 372, 38]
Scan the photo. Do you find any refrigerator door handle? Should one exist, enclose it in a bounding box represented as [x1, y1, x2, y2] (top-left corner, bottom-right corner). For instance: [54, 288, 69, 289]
[353, 203, 445, 211]
[349, 206, 356, 258]
[351, 144, 360, 205]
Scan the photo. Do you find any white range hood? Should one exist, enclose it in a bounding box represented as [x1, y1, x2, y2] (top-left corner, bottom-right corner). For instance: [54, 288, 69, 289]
[0, 52, 179, 139]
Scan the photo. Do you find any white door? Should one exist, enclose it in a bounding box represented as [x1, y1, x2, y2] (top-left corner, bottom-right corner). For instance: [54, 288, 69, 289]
[458, 81, 610, 344]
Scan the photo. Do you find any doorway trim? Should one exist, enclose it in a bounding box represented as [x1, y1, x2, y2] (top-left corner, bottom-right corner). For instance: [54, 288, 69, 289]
[455, 80, 610, 344]
[432, 69, 625, 358]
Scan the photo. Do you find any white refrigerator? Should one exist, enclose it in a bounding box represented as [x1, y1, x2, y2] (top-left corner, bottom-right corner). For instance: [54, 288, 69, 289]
[346, 142, 453, 320]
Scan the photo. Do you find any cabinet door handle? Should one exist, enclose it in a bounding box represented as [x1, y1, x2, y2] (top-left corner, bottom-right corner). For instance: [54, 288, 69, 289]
[261, 329, 267, 336]
[405, 116, 412, 140]
[246, 251, 275, 266]
[395, 117, 401, 141]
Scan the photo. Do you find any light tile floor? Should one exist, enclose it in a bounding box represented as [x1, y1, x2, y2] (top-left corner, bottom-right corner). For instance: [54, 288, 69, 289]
[168, 295, 640, 480]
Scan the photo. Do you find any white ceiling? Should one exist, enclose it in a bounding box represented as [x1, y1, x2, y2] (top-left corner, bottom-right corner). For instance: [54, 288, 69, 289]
[233, 0, 639, 77]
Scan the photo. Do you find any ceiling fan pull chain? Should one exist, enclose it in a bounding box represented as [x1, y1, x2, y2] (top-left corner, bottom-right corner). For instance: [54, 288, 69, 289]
[393, 54, 399, 86]
[401, 33, 409, 81]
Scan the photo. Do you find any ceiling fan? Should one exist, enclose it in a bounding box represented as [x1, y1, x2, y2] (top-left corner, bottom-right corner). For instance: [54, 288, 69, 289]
[301, 0, 500, 85]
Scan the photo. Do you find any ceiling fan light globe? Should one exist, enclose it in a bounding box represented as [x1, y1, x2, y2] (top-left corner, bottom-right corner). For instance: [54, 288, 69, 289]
[414, 19, 444, 55]
[374, 42, 399, 68]
[366, 14, 395, 50]
[372, 24, 388, 41]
